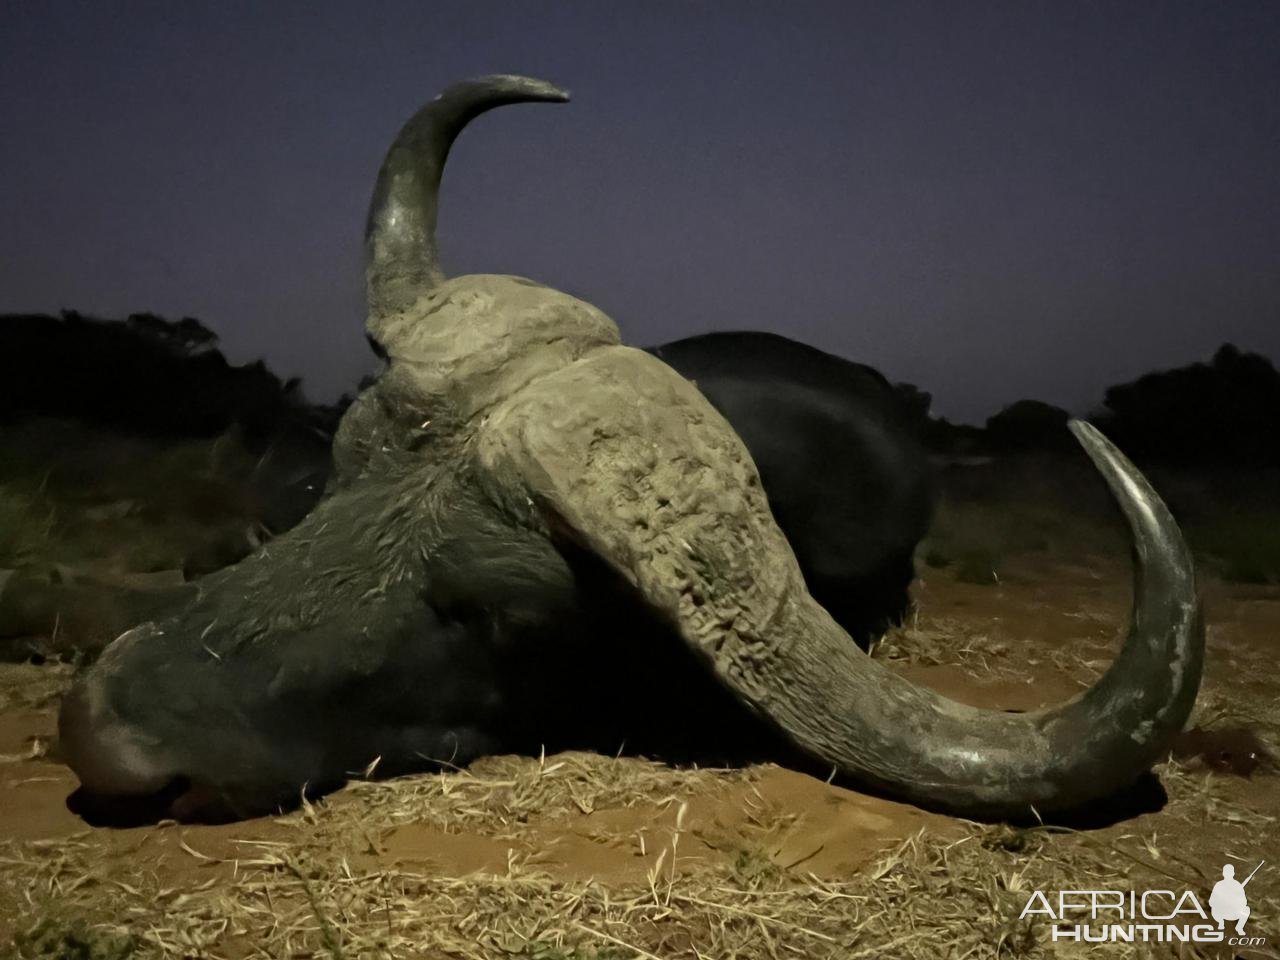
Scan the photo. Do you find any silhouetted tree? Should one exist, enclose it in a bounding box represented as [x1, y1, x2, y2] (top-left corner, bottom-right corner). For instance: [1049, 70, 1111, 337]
[0, 312, 337, 453]
[985, 399, 1072, 451]
[893, 382, 933, 428]
[1098, 343, 1280, 466]
[125, 313, 219, 356]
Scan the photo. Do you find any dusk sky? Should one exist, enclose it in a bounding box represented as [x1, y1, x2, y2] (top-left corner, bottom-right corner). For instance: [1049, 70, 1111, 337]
[3, 1, 1277, 423]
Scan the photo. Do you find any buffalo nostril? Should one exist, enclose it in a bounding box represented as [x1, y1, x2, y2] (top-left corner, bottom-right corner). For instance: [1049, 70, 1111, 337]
[58, 679, 171, 797]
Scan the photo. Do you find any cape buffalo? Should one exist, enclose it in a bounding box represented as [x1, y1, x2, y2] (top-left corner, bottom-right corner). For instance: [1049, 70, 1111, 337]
[59, 75, 1203, 823]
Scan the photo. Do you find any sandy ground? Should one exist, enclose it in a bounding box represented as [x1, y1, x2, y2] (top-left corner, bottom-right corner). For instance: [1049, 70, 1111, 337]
[0, 549, 1277, 958]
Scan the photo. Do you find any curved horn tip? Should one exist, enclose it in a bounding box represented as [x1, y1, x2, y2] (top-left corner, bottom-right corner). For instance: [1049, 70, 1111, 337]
[1067, 417, 1103, 447]
[1067, 417, 1190, 547]
[1064, 417, 1157, 499]
[364, 72, 570, 321]
[457, 74, 571, 103]
[1068, 418, 1138, 485]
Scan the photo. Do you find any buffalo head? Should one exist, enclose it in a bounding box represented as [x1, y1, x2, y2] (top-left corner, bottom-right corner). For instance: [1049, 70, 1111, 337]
[59, 75, 1203, 822]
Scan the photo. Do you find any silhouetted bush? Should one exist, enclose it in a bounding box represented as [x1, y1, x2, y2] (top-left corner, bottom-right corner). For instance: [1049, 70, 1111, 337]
[0, 311, 346, 449]
[1096, 344, 1280, 466]
[893, 381, 934, 428]
[985, 399, 1072, 452]
[922, 418, 989, 457]
[916, 343, 1279, 464]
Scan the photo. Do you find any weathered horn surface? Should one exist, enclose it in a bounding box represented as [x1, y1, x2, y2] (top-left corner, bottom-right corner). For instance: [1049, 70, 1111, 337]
[364, 74, 569, 332]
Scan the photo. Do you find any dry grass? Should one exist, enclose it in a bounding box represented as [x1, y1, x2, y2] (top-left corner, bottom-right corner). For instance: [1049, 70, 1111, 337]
[331, 752, 754, 841]
[3, 744, 1278, 960]
[873, 612, 1117, 690]
[874, 615, 1031, 683]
